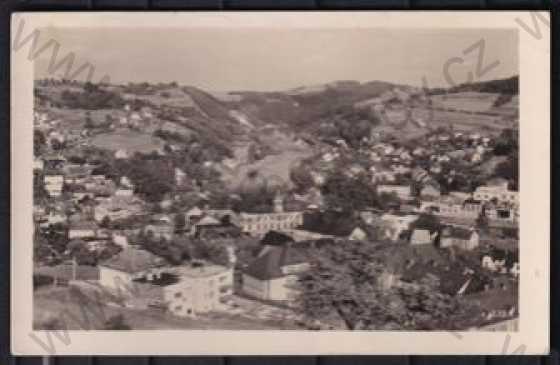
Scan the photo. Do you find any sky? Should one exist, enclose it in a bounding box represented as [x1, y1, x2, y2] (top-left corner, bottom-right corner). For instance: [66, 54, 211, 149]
[34, 27, 518, 92]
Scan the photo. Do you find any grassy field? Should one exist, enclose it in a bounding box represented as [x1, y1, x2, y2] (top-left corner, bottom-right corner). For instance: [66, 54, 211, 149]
[90, 130, 164, 153]
[123, 87, 197, 108]
[218, 128, 314, 188]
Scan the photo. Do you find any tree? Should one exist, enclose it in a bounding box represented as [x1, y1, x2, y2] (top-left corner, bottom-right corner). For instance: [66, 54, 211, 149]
[100, 215, 112, 229]
[103, 314, 131, 330]
[296, 242, 472, 330]
[195, 240, 232, 267]
[50, 138, 65, 151]
[83, 81, 98, 94]
[493, 154, 518, 191]
[67, 239, 97, 266]
[85, 111, 94, 129]
[378, 191, 401, 210]
[33, 171, 48, 202]
[411, 213, 441, 233]
[174, 213, 186, 233]
[493, 128, 518, 156]
[321, 172, 376, 213]
[290, 163, 315, 194]
[105, 114, 115, 126]
[475, 212, 488, 231]
[34, 130, 46, 156]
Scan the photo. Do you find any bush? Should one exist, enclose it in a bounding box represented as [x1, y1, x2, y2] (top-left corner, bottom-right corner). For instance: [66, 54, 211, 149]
[103, 314, 131, 330]
[33, 274, 54, 290]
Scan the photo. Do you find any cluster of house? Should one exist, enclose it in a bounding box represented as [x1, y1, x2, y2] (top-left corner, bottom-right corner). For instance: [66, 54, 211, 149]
[376, 175, 519, 227]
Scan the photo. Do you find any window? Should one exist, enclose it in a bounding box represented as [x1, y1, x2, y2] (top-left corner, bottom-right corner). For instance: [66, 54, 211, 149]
[174, 305, 182, 311]
[174, 291, 182, 298]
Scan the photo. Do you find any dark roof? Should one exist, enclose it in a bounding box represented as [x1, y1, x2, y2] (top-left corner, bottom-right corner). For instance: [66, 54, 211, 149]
[70, 220, 98, 231]
[441, 226, 475, 240]
[100, 248, 166, 273]
[484, 248, 518, 268]
[260, 231, 295, 246]
[244, 244, 307, 280]
[463, 199, 482, 205]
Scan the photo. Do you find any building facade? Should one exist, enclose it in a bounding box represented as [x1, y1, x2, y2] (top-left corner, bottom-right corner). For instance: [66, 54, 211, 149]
[238, 212, 304, 236]
[164, 264, 234, 317]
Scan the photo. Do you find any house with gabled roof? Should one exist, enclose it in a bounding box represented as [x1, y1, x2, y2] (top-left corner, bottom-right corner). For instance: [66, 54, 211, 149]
[68, 220, 98, 239]
[99, 247, 167, 292]
[242, 243, 309, 301]
[439, 226, 479, 251]
[419, 182, 441, 200]
[409, 228, 437, 246]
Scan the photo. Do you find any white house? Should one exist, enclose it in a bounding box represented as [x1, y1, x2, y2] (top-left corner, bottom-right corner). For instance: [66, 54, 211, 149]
[112, 232, 130, 248]
[409, 229, 436, 245]
[377, 184, 412, 201]
[33, 158, 44, 171]
[482, 254, 506, 273]
[439, 226, 479, 251]
[420, 184, 441, 199]
[348, 227, 368, 241]
[68, 221, 98, 239]
[115, 187, 134, 197]
[44, 175, 64, 197]
[115, 149, 130, 159]
[380, 213, 419, 241]
[175, 168, 187, 186]
[39, 211, 67, 227]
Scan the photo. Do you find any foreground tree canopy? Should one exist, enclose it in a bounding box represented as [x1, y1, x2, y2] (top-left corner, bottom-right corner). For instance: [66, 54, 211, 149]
[295, 242, 472, 330]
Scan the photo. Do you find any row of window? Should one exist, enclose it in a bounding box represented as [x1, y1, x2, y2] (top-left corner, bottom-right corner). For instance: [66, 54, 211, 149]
[241, 214, 303, 224]
[245, 221, 300, 232]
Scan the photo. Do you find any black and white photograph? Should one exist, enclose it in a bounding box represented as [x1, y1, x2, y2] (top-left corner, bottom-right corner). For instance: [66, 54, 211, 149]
[11, 12, 549, 355]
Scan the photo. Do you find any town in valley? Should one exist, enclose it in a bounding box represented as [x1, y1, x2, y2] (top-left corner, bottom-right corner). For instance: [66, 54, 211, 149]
[33, 74, 520, 332]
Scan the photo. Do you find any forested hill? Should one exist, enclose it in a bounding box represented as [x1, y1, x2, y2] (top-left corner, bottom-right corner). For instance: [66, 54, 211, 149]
[429, 75, 519, 95]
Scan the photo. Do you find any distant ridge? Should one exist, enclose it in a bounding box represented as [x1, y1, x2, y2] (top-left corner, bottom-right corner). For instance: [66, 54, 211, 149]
[429, 75, 519, 95]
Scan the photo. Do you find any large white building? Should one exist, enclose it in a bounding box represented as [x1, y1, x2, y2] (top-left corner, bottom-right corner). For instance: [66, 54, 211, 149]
[164, 263, 234, 318]
[377, 184, 412, 201]
[99, 248, 234, 317]
[473, 179, 518, 206]
[418, 196, 482, 220]
[238, 212, 304, 236]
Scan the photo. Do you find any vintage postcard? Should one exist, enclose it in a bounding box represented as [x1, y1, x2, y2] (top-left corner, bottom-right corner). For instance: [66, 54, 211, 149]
[11, 12, 550, 355]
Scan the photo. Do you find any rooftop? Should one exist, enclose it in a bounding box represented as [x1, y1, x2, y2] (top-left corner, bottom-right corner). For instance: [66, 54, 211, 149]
[99, 248, 166, 273]
[244, 244, 308, 281]
[441, 226, 475, 240]
[172, 262, 230, 279]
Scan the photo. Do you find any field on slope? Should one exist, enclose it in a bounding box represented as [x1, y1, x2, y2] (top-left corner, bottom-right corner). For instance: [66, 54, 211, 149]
[91, 130, 165, 153]
[217, 128, 314, 189]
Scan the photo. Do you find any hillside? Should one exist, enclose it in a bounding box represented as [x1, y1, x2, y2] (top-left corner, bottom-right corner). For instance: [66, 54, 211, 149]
[428, 76, 518, 96]
[34, 75, 519, 175]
